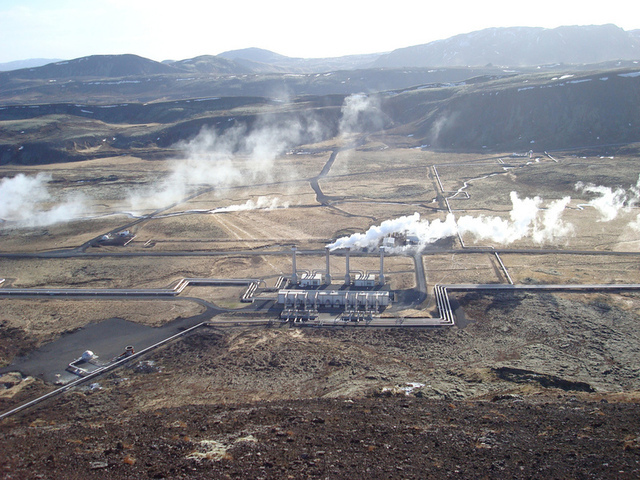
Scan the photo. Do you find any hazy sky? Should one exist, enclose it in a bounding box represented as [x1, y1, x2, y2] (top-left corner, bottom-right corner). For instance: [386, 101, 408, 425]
[1, 0, 638, 63]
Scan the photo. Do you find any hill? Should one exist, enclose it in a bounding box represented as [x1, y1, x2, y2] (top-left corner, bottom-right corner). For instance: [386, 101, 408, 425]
[0, 54, 181, 80]
[218, 47, 380, 72]
[1, 24, 640, 164]
[2, 24, 639, 82]
[382, 67, 640, 150]
[0, 62, 507, 104]
[2, 65, 639, 165]
[374, 24, 640, 68]
[168, 55, 255, 74]
[218, 47, 291, 65]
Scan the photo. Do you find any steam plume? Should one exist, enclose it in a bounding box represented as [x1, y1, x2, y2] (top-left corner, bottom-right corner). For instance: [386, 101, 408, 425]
[2, 95, 370, 226]
[326, 213, 457, 250]
[575, 176, 640, 221]
[212, 196, 289, 213]
[457, 193, 574, 244]
[328, 173, 640, 251]
[327, 192, 574, 251]
[338, 93, 383, 136]
[0, 173, 88, 228]
[128, 113, 325, 213]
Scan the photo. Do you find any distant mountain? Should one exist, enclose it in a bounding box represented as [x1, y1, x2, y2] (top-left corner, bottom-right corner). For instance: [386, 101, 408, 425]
[0, 58, 63, 72]
[169, 55, 254, 74]
[3, 24, 638, 83]
[218, 47, 291, 65]
[218, 47, 379, 73]
[0, 54, 181, 80]
[374, 24, 640, 68]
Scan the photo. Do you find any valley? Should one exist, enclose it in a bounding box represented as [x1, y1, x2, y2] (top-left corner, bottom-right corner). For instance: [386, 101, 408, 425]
[1, 27, 640, 478]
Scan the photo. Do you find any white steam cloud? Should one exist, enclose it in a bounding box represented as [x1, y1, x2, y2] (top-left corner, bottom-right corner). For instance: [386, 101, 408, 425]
[328, 175, 640, 251]
[428, 112, 459, 146]
[338, 93, 382, 136]
[326, 212, 457, 250]
[575, 176, 640, 221]
[128, 126, 243, 211]
[128, 115, 325, 213]
[1, 96, 374, 227]
[457, 193, 574, 245]
[212, 196, 289, 213]
[0, 173, 89, 228]
[327, 192, 575, 251]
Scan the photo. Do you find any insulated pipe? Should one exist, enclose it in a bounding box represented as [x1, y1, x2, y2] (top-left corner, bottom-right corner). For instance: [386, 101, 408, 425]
[291, 246, 298, 284]
[351, 270, 365, 279]
[345, 248, 351, 285]
[325, 247, 332, 285]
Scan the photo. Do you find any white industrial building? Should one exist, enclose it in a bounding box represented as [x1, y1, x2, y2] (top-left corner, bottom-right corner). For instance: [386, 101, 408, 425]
[278, 289, 390, 309]
[299, 272, 323, 287]
[353, 274, 376, 287]
[278, 246, 391, 321]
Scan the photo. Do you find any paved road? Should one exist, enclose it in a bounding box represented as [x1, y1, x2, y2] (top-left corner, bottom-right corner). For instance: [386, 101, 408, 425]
[3, 247, 640, 260]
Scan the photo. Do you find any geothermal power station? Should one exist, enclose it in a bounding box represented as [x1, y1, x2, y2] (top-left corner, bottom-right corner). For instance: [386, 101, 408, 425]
[278, 247, 390, 322]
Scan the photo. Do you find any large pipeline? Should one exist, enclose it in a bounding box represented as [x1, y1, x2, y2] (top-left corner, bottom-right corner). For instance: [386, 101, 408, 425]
[0, 277, 260, 298]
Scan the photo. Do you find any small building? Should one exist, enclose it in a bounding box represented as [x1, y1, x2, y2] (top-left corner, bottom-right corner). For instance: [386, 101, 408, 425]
[354, 273, 376, 287]
[300, 272, 322, 287]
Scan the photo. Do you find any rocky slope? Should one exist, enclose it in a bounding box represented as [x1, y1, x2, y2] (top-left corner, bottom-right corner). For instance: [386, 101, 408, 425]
[2, 394, 639, 479]
[383, 67, 640, 150]
[2, 283, 640, 478]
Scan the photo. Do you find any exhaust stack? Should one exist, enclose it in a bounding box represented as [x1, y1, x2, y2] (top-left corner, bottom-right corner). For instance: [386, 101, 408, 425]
[344, 248, 351, 286]
[291, 246, 298, 285]
[379, 247, 385, 286]
[325, 247, 332, 285]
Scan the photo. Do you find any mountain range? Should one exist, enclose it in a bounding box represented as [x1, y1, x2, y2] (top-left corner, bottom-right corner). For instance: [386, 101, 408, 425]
[1, 24, 639, 76]
[374, 24, 640, 68]
[1, 24, 639, 162]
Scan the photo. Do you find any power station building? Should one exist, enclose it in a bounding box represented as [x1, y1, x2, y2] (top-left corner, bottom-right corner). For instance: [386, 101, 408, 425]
[278, 289, 390, 309]
[277, 246, 391, 321]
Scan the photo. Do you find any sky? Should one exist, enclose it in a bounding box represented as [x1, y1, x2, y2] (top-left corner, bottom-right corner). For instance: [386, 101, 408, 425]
[1, 0, 639, 63]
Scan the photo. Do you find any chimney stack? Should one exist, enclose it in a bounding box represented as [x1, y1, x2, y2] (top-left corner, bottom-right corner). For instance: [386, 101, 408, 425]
[344, 248, 351, 286]
[325, 247, 332, 285]
[379, 247, 385, 286]
[291, 246, 298, 285]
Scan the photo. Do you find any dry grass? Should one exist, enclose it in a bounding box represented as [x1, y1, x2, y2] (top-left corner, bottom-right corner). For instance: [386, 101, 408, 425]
[500, 253, 640, 285]
[0, 298, 205, 345]
[424, 253, 504, 285]
[1, 144, 640, 340]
